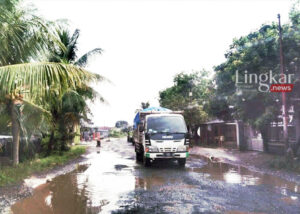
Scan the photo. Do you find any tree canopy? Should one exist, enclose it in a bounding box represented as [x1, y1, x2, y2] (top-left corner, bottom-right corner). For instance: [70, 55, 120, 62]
[211, 7, 300, 129]
[0, 0, 103, 164]
[159, 71, 212, 127]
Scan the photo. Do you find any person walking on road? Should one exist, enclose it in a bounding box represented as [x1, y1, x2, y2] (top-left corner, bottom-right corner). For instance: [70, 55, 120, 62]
[96, 131, 101, 147]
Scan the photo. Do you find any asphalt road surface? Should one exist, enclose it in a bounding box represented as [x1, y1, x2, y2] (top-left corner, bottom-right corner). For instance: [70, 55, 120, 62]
[11, 138, 300, 214]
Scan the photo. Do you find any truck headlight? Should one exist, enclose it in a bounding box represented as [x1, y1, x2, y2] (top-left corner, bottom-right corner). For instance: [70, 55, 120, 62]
[177, 145, 187, 152]
[146, 146, 159, 152]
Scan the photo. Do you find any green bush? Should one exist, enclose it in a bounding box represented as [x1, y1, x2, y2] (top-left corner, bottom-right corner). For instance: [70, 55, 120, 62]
[109, 129, 127, 138]
[0, 146, 86, 187]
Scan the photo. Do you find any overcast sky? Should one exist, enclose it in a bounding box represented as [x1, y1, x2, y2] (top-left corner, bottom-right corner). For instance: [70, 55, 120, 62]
[27, 0, 292, 127]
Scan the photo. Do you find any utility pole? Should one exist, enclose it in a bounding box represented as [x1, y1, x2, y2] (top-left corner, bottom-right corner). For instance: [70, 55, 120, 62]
[278, 14, 289, 154]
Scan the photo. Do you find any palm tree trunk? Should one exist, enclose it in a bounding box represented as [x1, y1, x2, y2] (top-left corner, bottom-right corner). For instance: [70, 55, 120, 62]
[73, 121, 80, 144]
[47, 130, 55, 156]
[11, 99, 20, 166]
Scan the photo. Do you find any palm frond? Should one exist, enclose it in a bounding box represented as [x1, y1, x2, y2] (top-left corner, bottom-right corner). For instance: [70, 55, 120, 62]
[0, 3, 66, 66]
[70, 29, 80, 48]
[20, 100, 52, 140]
[22, 98, 51, 116]
[0, 62, 98, 101]
[75, 48, 103, 67]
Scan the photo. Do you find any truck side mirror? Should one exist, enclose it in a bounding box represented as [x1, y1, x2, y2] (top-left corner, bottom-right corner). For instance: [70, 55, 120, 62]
[184, 132, 191, 145]
[185, 132, 192, 139]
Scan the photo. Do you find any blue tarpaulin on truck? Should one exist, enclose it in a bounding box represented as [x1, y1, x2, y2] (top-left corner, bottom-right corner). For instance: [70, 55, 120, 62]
[133, 107, 171, 129]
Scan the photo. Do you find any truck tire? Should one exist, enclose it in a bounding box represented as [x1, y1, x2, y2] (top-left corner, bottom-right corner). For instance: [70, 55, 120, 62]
[178, 158, 186, 167]
[143, 155, 151, 167]
[136, 152, 143, 162]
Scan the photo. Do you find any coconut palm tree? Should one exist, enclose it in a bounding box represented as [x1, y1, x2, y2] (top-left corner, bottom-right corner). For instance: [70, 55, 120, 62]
[49, 28, 102, 67]
[0, 1, 99, 165]
[47, 29, 105, 148]
[0, 64, 98, 165]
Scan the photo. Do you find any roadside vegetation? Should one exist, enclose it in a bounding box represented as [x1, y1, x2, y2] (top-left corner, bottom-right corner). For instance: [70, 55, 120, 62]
[159, 71, 211, 132]
[159, 1, 300, 161]
[0, 146, 86, 187]
[209, 4, 300, 155]
[0, 0, 105, 178]
[109, 129, 127, 138]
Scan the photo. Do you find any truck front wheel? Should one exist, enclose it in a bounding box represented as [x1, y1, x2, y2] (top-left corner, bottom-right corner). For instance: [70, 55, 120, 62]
[143, 155, 151, 167]
[178, 158, 186, 167]
[136, 152, 143, 162]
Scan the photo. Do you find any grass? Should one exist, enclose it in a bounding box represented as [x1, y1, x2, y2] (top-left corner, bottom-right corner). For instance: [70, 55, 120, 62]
[0, 146, 86, 187]
[109, 129, 127, 138]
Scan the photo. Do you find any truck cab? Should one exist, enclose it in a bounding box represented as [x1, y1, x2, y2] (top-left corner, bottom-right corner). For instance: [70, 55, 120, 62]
[133, 110, 190, 167]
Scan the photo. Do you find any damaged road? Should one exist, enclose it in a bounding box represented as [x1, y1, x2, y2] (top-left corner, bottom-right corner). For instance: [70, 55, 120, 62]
[6, 138, 300, 214]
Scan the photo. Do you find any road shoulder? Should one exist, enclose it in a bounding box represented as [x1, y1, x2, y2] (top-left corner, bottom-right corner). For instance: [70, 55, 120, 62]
[0, 143, 93, 213]
[190, 146, 300, 184]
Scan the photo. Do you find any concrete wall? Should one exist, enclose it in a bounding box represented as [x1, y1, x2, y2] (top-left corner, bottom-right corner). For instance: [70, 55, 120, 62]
[243, 125, 264, 152]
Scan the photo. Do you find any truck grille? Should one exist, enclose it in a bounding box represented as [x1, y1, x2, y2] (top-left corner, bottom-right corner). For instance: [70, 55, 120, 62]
[159, 148, 177, 152]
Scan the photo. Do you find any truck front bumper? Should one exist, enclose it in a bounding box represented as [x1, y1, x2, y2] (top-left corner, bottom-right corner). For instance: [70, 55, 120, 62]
[145, 152, 189, 159]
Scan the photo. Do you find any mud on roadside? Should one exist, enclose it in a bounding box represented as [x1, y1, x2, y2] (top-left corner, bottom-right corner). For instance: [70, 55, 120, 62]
[0, 143, 95, 214]
[190, 146, 300, 186]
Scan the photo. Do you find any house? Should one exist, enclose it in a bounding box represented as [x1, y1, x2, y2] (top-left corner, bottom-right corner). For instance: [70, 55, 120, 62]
[197, 120, 237, 148]
[196, 120, 264, 152]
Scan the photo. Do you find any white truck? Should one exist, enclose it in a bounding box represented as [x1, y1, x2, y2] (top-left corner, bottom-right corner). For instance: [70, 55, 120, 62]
[133, 108, 190, 167]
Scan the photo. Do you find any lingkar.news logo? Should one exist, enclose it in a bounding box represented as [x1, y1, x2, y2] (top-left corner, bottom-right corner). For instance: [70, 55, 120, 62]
[236, 70, 294, 92]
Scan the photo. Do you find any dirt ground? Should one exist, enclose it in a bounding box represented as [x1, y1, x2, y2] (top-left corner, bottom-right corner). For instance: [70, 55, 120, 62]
[0, 141, 96, 214]
[8, 138, 300, 214]
[2, 140, 300, 214]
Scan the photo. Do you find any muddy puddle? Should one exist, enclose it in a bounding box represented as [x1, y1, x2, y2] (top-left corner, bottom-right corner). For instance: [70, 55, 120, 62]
[10, 148, 300, 214]
[11, 151, 137, 214]
[11, 164, 111, 214]
[188, 155, 300, 206]
[135, 175, 168, 190]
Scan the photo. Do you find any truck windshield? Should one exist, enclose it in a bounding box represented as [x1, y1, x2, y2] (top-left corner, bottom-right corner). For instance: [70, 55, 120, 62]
[147, 116, 187, 134]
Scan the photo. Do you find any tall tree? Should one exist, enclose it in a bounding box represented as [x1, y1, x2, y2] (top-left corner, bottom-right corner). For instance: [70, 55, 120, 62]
[159, 71, 211, 128]
[212, 5, 300, 154]
[47, 28, 104, 150]
[48, 29, 102, 67]
[0, 1, 98, 165]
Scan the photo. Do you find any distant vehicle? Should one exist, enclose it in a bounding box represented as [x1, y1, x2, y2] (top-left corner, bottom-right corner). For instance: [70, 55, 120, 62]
[99, 130, 109, 139]
[126, 126, 133, 144]
[115, 120, 129, 129]
[133, 107, 190, 167]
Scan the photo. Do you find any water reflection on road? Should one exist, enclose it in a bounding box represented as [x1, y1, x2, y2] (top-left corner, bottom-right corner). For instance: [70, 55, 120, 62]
[11, 139, 300, 214]
[12, 146, 137, 214]
[189, 155, 300, 195]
